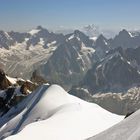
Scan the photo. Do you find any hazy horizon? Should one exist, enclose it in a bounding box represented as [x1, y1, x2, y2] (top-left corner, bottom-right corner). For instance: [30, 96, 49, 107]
[0, 0, 140, 32]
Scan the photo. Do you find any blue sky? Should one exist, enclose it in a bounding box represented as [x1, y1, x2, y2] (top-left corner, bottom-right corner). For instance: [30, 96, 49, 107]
[0, 0, 140, 31]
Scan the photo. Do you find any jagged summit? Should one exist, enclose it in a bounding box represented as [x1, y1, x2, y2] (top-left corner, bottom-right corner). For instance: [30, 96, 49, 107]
[97, 34, 107, 40]
[72, 46, 140, 94]
[119, 29, 130, 37]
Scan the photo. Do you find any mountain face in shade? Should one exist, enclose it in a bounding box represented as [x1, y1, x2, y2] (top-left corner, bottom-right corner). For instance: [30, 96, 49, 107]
[69, 46, 140, 115]
[71, 46, 140, 94]
[125, 46, 140, 67]
[65, 30, 94, 47]
[26, 26, 66, 48]
[0, 27, 97, 90]
[8, 31, 30, 44]
[109, 29, 140, 49]
[0, 31, 14, 49]
[0, 27, 140, 91]
[35, 39, 95, 89]
[0, 28, 140, 50]
[94, 34, 110, 59]
[0, 26, 66, 50]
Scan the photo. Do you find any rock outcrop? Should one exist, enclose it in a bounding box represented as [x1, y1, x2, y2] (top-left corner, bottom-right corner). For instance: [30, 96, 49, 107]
[0, 70, 40, 116]
[0, 69, 11, 90]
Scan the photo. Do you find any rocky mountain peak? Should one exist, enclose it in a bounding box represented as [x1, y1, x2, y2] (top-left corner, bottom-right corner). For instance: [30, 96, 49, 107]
[36, 25, 44, 30]
[118, 29, 131, 38]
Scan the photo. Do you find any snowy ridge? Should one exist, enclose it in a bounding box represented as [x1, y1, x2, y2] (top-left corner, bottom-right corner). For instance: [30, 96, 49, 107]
[88, 108, 140, 140]
[28, 29, 40, 35]
[0, 84, 123, 140]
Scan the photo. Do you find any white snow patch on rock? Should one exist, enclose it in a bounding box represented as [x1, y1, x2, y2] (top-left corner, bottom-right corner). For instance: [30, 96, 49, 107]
[29, 29, 40, 35]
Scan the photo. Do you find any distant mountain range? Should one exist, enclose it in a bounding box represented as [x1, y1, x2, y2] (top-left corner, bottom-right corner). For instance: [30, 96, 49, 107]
[1, 26, 140, 140]
[70, 45, 140, 115]
[54, 24, 119, 38]
[0, 26, 140, 91]
[0, 26, 96, 89]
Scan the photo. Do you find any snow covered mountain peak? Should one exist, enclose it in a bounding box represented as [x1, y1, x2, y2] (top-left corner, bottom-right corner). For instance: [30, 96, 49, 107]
[0, 84, 123, 140]
[82, 24, 100, 37]
[28, 26, 49, 36]
[29, 28, 40, 35]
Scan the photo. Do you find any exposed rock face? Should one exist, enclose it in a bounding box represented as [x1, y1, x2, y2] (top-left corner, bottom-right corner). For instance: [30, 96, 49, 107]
[0, 70, 39, 116]
[110, 29, 140, 49]
[70, 86, 140, 115]
[31, 70, 47, 85]
[125, 46, 140, 67]
[0, 26, 66, 50]
[36, 40, 95, 89]
[69, 87, 93, 102]
[26, 26, 65, 48]
[75, 47, 140, 94]
[1, 27, 140, 96]
[20, 80, 38, 95]
[8, 31, 30, 43]
[0, 31, 14, 49]
[66, 30, 94, 47]
[69, 46, 140, 115]
[94, 34, 110, 59]
[0, 69, 11, 90]
[0, 27, 96, 89]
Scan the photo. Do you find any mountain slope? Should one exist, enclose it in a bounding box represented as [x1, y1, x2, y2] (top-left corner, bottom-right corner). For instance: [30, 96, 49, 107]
[0, 31, 14, 49]
[110, 29, 140, 49]
[0, 43, 57, 79]
[94, 34, 110, 59]
[0, 84, 123, 140]
[72, 47, 140, 94]
[36, 39, 95, 89]
[90, 86, 140, 115]
[0, 28, 96, 89]
[1, 27, 140, 91]
[88, 108, 140, 140]
[69, 47, 140, 115]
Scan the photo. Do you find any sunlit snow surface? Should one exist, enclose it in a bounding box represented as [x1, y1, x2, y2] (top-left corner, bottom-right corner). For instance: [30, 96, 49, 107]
[88, 108, 140, 140]
[28, 29, 40, 35]
[1, 85, 123, 140]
